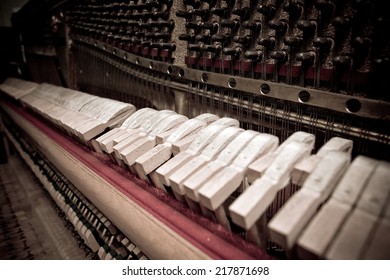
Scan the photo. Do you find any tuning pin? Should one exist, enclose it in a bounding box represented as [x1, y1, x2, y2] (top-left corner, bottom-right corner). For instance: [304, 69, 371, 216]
[284, 36, 303, 49]
[313, 37, 332, 52]
[161, 0, 174, 8]
[223, 47, 241, 58]
[258, 37, 276, 51]
[257, 4, 276, 20]
[331, 17, 351, 47]
[144, 32, 155, 39]
[352, 36, 371, 68]
[331, 16, 351, 31]
[371, 57, 390, 98]
[195, 34, 211, 43]
[233, 35, 251, 46]
[270, 50, 288, 82]
[202, 44, 222, 56]
[232, 7, 251, 21]
[200, 22, 219, 34]
[222, 0, 236, 7]
[244, 50, 263, 61]
[351, 0, 372, 34]
[242, 21, 262, 33]
[315, 0, 335, 14]
[131, 3, 149, 12]
[201, 0, 217, 7]
[131, 37, 142, 45]
[150, 43, 176, 51]
[270, 51, 288, 63]
[145, 0, 160, 8]
[315, 0, 335, 30]
[176, 10, 193, 19]
[211, 34, 231, 45]
[191, 9, 210, 20]
[150, 20, 175, 30]
[145, 32, 171, 40]
[135, 31, 145, 38]
[179, 34, 195, 43]
[297, 20, 316, 38]
[332, 55, 351, 92]
[138, 22, 151, 30]
[283, 0, 303, 20]
[185, 21, 200, 32]
[183, 0, 201, 9]
[210, 7, 230, 18]
[296, 52, 315, 66]
[220, 19, 240, 32]
[141, 41, 152, 47]
[151, 12, 170, 21]
[188, 43, 203, 52]
[268, 20, 288, 35]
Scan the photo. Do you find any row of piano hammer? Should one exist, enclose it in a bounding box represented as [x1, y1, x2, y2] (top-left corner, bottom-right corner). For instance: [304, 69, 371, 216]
[1, 83, 148, 260]
[93, 107, 390, 260]
[1, 78, 389, 259]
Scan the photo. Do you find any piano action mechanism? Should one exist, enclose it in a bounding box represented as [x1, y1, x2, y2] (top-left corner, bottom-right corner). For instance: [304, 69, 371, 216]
[0, 0, 389, 259]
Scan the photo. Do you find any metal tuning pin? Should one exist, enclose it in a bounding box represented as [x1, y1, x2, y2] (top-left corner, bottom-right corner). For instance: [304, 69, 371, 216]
[199, 22, 219, 34]
[150, 43, 176, 51]
[232, 7, 251, 21]
[296, 52, 315, 86]
[270, 51, 288, 63]
[296, 52, 315, 66]
[188, 43, 203, 53]
[185, 21, 201, 32]
[258, 37, 276, 79]
[315, 0, 335, 32]
[331, 16, 351, 46]
[145, 32, 171, 40]
[211, 34, 231, 46]
[242, 21, 262, 34]
[284, 36, 303, 50]
[258, 37, 276, 49]
[202, 44, 222, 57]
[313, 36, 332, 52]
[351, 36, 371, 69]
[268, 20, 288, 36]
[233, 35, 251, 47]
[222, 0, 236, 7]
[270, 51, 288, 82]
[191, 9, 210, 21]
[183, 0, 201, 9]
[141, 41, 152, 48]
[145, 0, 160, 9]
[370, 57, 390, 99]
[257, 4, 276, 20]
[195, 34, 210, 44]
[284, 36, 303, 85]
[283, 0, 303, 20]
[178, 34, 195, 43]
[176, 10, 193, 19]
[312, 37, 332, 87]
[244, 50, 262, 61]
[223, 47, 241, 58]
[332, 55, 351, 92]
[220, 19, 240, 32]
[210, 7, 230, 18]
[150, 20, 175, 31]
[200, 0, 217, 7]
[297, 20, 316, 39]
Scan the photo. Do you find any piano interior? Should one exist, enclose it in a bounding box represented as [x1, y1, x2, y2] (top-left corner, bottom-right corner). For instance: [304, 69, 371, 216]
[0, 0, 389, 260]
